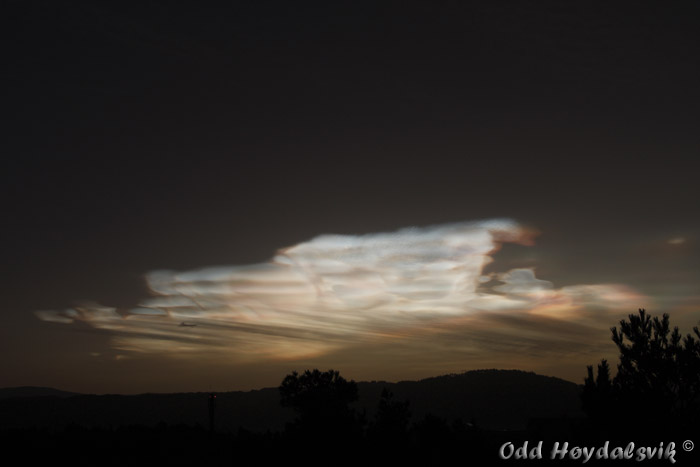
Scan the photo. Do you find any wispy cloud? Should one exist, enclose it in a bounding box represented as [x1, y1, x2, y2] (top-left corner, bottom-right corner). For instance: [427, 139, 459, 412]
[36, 219, 645, 363]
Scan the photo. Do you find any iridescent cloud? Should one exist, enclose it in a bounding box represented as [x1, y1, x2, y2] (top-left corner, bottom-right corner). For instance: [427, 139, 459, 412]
[36, 219, 645, 362]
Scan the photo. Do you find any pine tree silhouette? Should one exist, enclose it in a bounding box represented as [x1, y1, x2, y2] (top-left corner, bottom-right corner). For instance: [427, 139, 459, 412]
[583, 309, 700, 433]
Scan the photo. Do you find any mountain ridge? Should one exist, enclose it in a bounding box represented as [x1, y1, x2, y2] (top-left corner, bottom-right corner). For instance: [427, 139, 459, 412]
[0, 369, 583, 431]
[1, 369, 579, 397]
[0, 386, 79, 399]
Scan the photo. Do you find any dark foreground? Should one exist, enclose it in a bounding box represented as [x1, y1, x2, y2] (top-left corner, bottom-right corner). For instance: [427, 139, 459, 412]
[2, 418, 697, 467]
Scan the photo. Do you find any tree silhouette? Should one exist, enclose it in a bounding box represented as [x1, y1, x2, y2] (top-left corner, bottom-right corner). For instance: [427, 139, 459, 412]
[278, 369, 362, 440]
[581, 359, 613, 423]
[583, 309, 700, 431]
[369, 388, 411, 442]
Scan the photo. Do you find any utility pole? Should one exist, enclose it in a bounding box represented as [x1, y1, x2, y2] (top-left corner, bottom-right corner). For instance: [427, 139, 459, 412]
[208, 392, 216, 435]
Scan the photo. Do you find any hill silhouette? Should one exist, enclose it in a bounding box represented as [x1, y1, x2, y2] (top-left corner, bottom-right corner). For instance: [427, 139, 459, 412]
[0, 386, 79, 399]
[0, 370, 582, 432]
[359, 369, 583, 430]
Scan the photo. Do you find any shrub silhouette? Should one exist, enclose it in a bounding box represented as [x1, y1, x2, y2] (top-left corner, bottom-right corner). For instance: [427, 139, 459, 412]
[583, 309, 700, 432]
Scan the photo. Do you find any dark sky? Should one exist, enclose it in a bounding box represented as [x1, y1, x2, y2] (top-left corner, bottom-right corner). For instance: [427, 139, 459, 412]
[2, 0, 699, 393]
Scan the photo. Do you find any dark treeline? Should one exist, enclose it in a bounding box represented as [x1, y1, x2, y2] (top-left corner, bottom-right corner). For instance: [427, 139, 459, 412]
[2, 310, 699, 466]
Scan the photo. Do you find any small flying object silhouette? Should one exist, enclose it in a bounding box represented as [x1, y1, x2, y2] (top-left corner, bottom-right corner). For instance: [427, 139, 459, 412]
[179, 322, 197, 327]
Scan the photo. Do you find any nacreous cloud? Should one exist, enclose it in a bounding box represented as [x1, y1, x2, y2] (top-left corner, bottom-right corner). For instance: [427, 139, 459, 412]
[36, 219, 644, 361]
